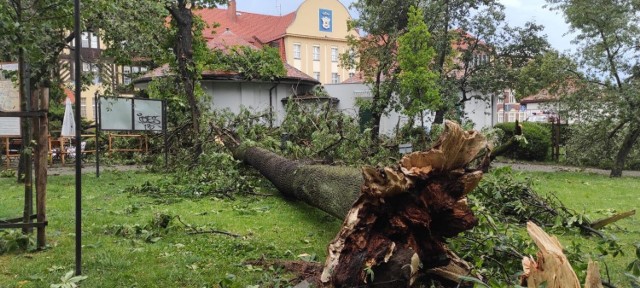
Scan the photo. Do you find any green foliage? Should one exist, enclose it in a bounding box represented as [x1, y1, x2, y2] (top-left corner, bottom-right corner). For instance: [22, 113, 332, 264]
[0, 230, 34, 254]
[49, 270, 88, 288]
[208, 46, 286, 81]
[564, 122, 640, 170]
[495, 122, 551, 161]
[544, 0, 640, 176]
[397, 6, 440, 118]
[278, 101, 397, 166]
[472, 167, 571, 226]
[0, 168, 16, 178]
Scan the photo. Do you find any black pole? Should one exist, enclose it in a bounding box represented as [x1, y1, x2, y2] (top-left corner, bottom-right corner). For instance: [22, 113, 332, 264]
[163, 100, 168, 169]
[95, 93, 100, 178]
[73, 0, 82, 276]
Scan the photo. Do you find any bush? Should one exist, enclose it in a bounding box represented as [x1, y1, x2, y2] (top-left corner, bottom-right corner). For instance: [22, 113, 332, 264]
[494, 122, 551, 161]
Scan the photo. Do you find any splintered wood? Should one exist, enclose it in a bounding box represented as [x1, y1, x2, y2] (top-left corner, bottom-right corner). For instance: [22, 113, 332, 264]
[321, 121, 488, 287]
[521, 222, 603, 288]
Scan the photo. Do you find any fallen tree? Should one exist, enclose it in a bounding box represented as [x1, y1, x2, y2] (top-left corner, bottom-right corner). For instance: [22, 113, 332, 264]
[217, 121, 490, 286]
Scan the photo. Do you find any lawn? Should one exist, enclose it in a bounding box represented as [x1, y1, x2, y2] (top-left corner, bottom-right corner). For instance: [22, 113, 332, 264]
[0, 169, 638, 287]
[526, 171, 640, 286]
[0, 171, 342, 287]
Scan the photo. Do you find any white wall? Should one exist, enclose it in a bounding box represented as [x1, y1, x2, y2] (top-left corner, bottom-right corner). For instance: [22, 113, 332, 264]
[202, 80, 304, 126]
[326, 83, 496, 135]
[325, 83, 412, 135]
[463, 92, 496, 130]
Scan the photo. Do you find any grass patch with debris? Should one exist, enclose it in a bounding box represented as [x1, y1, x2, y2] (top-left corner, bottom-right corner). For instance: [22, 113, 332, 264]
[0, 170, 341, 287]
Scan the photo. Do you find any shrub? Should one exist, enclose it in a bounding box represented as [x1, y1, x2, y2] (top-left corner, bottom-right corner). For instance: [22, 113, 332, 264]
[494, 121, 551, 161]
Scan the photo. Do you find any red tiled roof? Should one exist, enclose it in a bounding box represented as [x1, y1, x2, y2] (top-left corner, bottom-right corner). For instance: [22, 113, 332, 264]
[282, 63, 316, 82]
[196, 8, 296, 45]
[207, 29, 258, 51]
[519, 90, 559, 104]
[341, 71, 365, 84]
[137, 61, 317, 84]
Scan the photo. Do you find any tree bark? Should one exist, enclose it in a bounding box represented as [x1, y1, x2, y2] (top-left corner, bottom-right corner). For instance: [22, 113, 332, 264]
[33, 87, 48, 248]
[610, 124, 640, 177]
[233, 145, 362, 219]
[167, 1, 202, 163]
[222, 121, 489, 286]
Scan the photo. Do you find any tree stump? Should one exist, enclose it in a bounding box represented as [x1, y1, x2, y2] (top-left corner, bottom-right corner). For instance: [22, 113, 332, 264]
[321, 121, 488, 287]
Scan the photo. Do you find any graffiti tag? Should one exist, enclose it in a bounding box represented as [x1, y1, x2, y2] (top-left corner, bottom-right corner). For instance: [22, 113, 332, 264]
[137, 113, 161, 130]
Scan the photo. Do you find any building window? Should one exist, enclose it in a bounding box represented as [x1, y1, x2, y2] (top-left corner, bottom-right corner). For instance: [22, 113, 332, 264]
[122, 66, 147, 86]
[81, 103, 87, 118]
[313, 72, 320, 81]
[331, 47, 338, 62]
[331, 73, 339, 84]
[293, 44, 301, 59]
[498, 113, 504, 123]
[79, 32, 99, 49]
[82, 62, 101, 84]
[508, 112, 515, 122]
[348, 72, 355, 79]
[313, 46, 320, 61]
[80, 99, 95, 118]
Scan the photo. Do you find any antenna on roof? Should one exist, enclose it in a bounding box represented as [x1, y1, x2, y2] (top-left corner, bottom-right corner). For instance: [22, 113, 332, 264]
[276, 0, 281, 16]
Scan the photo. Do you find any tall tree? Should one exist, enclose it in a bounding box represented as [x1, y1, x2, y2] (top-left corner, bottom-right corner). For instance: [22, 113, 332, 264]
[346, 0, 549, 138]
[397, 6, 440, 129]
[163, 0, 224, 163]
[343, 0, 419, 144]
[424, 0, 550, 126]
[544, 0, 640, 177]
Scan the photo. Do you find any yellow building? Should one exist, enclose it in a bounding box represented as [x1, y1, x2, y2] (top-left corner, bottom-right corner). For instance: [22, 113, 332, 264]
[198, 0, 357, 84]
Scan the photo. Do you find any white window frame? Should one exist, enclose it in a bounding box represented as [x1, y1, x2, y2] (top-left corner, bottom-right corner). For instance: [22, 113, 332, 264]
[331, 47, 338, 62]
[331, 73, 339, 84]
[313, 72, 320, 81]
[90, 33, 98, 48]
[91, 64, 100, 84]
[293, 44, 301, 59]
[498, 113, 504, 123]
[508, 112, 516, 122]
[312, 46, 320, 61]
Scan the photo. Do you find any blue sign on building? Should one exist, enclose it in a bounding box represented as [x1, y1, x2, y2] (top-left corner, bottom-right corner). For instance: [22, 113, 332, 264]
[319, 9, 333, 32]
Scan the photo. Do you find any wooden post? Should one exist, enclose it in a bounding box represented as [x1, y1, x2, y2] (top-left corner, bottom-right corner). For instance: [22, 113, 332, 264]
[35, 87, 48, 248]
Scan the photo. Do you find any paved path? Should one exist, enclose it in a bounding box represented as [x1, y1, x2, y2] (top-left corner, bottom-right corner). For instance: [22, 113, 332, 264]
[7, 161, 640, 177]
[46, 164, 146, 176]
[492, 162, 640, 177]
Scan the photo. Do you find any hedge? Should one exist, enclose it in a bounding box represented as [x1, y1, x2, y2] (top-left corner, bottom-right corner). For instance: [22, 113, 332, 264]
[494, 122, 551, 161]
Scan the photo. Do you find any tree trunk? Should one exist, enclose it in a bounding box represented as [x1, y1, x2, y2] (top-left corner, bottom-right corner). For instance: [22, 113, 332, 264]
[610, 124, 640, 177]
[223, 121, 489, 286]
[167, 1, 202, 163]
[33, 87, 49, 248]
[233, 146, 362, 219]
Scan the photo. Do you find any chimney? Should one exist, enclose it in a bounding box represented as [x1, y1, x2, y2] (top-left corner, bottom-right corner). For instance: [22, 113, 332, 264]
[227, 0, 237, 22]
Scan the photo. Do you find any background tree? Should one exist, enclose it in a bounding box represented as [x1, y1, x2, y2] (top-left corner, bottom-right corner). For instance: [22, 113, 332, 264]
[346, 0, 549, 138]
[397, 6, 440, 130]
[423, 0, 550, 126]
[342, 0, 419, 144]
[161, 0, 226, 163]
[541, 0, 640, 177]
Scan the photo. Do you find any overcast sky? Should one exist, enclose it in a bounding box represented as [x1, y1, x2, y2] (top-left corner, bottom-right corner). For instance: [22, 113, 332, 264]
[225, 0, 574, 52]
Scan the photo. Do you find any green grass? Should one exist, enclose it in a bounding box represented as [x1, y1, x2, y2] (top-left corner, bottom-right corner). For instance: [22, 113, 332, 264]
[0, 171, 341, 287]
[1, 169, 638, 287]
[524, 171, 640, 286]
